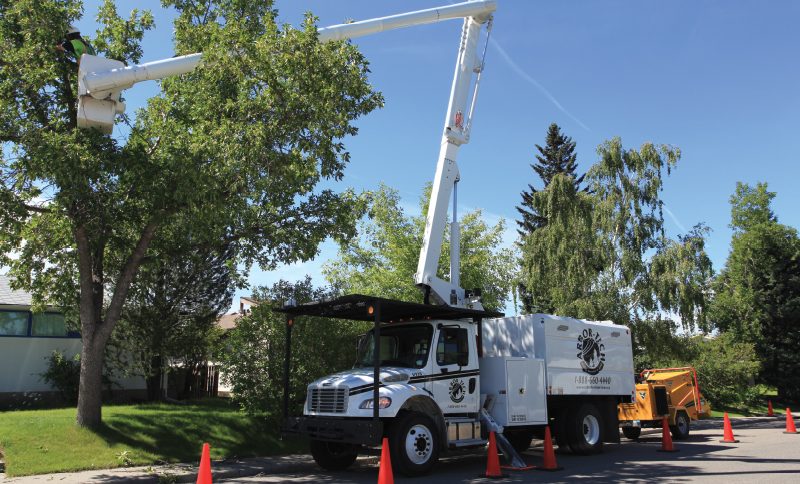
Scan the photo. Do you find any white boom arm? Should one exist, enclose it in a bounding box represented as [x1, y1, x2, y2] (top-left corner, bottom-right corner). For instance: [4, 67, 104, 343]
[77, 1, 495, 134]
[77, 1, 496, 311]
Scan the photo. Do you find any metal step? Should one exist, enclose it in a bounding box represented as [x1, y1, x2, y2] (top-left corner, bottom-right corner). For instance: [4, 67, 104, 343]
[449, 438, 488, 448]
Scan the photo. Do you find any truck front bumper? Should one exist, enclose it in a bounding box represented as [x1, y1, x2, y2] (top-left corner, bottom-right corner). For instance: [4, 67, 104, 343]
[281, 417, 384, 446]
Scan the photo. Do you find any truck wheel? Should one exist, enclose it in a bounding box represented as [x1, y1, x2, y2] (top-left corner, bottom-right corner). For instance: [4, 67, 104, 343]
[670, 411, 691, 440]
[389, 411, 440, 477]
[622, 426, 641, 440]
[503, 429, 534, 452]
[309, 440, 359, 471]
[565, 404, 605, 455]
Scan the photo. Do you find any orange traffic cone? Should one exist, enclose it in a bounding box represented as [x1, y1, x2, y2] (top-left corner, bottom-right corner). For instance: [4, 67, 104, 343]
[478, 431, 509, 479]
[378, 438, 394, 484]
[197, 443, 212, 484]
[534, 426, 564, 471]
[657, 417, 679, 452]
[784, 408, 798, 434]
[768, 400, 775, 417]
[720, 413, 740, 443]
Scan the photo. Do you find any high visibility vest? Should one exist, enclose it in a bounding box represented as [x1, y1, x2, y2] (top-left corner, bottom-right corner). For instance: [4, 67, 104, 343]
[68, 39, 96, 60]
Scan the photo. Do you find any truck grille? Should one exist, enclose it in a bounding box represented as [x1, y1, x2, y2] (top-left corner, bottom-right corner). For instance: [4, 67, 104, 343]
[654, 386, 669, 416]
[308, 387, 349, 413]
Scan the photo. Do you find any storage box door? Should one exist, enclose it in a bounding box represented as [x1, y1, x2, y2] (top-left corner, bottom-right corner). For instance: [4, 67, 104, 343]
[505, 359, 547, 425]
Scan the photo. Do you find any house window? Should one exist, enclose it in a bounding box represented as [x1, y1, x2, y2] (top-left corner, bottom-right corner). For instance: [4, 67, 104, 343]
[0, 311, 29, 335]
[32, 313, 68, 337]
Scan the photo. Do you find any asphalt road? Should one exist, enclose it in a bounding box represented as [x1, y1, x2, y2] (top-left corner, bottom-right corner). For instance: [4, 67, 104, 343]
[221, 417, 800, 484]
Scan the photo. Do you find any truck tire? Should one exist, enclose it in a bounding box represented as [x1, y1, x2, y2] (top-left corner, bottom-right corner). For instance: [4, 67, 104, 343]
[309, 440, 359, 471]
[389, 411, 440, 477]
[670, 411, 691, 440]
[622, 426, 641, 440]
[565, 403, 605, 455]
[503, 429, 534, 452]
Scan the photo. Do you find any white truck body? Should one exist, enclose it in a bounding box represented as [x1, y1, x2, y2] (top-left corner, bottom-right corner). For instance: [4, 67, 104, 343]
[482, 314, 635, 401]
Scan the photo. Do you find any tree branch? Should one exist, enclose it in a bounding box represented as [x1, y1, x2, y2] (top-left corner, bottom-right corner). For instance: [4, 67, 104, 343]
[100, 221, 160, 341]
[23, 203, 52, 214]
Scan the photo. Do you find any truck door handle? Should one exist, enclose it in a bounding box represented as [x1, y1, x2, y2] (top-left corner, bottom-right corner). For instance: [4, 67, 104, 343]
[469, 378, 476, 394]
[441, 368, 449, 374]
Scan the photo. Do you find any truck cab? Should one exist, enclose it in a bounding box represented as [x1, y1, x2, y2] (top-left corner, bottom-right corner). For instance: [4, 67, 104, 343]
[301, 319, 483, 476]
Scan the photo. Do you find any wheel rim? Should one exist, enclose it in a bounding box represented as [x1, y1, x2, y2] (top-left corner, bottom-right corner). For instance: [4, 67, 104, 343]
[678, 416, 688, 434]
[582, 414, 600, 445]
[404, 424, 433, 464]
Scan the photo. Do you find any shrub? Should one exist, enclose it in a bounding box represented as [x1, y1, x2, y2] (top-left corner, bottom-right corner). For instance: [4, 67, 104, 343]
[36, 350, 117, 405]
[36, 350, 81, 404]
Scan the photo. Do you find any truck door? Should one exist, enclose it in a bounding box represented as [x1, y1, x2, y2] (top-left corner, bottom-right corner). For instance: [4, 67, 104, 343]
[432, 325, 479, 413]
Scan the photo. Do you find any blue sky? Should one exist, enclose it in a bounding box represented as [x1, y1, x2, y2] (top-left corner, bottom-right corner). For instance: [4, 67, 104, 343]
[78, 0, 799, 315]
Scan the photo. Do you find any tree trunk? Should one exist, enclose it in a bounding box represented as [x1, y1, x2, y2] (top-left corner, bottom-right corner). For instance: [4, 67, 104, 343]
[73, 221, 160, 427]
[146, 355, 163, 401]
[76, 336, 105, 427]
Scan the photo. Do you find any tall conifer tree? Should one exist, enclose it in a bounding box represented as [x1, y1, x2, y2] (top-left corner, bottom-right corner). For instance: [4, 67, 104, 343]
[516, 123, 585, 312]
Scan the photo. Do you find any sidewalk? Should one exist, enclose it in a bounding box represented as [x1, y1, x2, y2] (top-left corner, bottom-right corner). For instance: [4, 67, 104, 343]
[0, 454, 380, 484]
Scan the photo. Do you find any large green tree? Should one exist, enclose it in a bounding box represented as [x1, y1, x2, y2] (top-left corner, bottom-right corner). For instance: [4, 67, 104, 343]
[0, 0, 382, 426]
[711, 182, 800, 400]
[323, 183, 517, 313]
[516, 123, 586, 312]
[519, 138, 713, 333]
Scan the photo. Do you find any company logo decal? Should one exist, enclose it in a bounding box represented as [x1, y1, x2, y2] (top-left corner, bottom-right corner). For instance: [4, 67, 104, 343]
[577, 328, 605, 375]
[449, 379, 466, 403]
[638, 391, 647, 400]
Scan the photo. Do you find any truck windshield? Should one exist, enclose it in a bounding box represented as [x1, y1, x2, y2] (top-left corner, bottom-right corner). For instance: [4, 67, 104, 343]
[354, 324, 433, 369]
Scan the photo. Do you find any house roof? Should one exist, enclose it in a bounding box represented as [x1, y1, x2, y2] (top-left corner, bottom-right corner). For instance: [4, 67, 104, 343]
[215, 312, 242, 331]
[240, 296, 261, 307]
[0, 274, 33, 306]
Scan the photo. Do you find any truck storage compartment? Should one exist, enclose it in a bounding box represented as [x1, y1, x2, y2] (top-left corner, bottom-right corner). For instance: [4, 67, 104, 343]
[479, 357, 547, 426]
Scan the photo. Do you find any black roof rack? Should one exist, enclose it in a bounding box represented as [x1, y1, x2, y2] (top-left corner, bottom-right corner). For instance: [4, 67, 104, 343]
[272, 293, 504, 322]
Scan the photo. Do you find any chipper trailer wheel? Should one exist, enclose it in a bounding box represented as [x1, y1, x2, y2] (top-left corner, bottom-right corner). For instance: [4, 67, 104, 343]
[670, 410, 691, 440]
[622, 426, 642, 440]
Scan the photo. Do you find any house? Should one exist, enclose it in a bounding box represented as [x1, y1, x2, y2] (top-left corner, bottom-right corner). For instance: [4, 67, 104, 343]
[0, 274, 147, 405]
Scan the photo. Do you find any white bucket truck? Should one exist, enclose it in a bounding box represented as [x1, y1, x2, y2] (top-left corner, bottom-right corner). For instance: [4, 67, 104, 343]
[277, 298, 635, 476]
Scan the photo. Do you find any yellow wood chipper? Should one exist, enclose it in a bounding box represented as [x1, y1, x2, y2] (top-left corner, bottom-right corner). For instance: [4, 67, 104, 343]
[617, 367, 711, 440]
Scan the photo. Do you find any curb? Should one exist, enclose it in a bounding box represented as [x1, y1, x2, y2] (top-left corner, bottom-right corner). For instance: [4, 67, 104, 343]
[0, 455, 380, 484]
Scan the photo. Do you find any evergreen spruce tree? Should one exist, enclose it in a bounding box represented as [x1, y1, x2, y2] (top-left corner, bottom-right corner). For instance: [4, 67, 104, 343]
[516, 123, 585, 312]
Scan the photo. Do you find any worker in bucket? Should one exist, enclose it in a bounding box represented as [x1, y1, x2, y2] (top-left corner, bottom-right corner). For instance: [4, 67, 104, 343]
[54, 25, 96, 67]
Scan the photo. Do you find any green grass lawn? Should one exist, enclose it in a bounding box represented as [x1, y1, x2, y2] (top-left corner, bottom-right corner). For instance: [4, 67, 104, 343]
[0, 398, 308, 477]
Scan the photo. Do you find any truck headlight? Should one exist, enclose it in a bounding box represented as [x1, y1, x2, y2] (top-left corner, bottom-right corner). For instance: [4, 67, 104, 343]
[359, 397, 392, 409]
